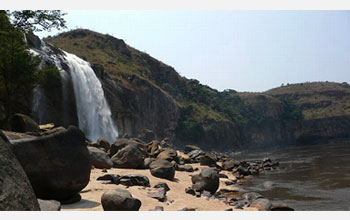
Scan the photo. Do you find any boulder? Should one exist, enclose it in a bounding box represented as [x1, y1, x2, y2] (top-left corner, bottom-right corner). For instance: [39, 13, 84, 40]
[147, 140, 162, 157]
[250, 198, 272, 211]
[177, 164, 194, 172]
[97, 137, 111, 152]
[111, 145, 145, 169]
[191, 168, 219, 194]
[0, 131, 40, 211]
[110, 138, 142, 157]
[187, 149, 205, 160]
[153, 182, 170, 192]
[38, 199, 61, 211]
[97, 174, 120, 184]
[149, 159, 175, 180]
[199, 154, 217, 167]
[156, 149, 179, 163]
[177, 151, 191, 163]
[119, 175, 150, 187]
[88, 147, 113, 169]
[222, 160, 240, 171]
[101, 188, 141, 211]
[148, 188, 167, 202]
[185, 187, 195, 196]
[11, 126, 91, 201]
[142, 157, 154, 169]
[6, 113, 40, 133]
[184, 145, 201, 154]
[237, 167, 251, 176]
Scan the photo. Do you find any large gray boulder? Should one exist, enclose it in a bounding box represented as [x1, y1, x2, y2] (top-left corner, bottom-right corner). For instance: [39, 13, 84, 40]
[101, 188, 141, 211]
[10, 126, 91, 201]
[0, 131, 40, 211]
[191, 168, 219, 194]
[88, 146, 113, 169]
[222, 160, 240, 171]
[111, 145, 145, 169]
[149, 159, 175, 180]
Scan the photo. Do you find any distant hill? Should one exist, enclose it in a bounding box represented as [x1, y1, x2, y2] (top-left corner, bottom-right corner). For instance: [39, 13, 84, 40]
[42, 29, 350, 150]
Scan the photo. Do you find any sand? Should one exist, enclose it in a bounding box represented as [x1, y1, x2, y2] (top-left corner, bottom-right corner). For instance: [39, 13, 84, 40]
[61, 163, 257, 211]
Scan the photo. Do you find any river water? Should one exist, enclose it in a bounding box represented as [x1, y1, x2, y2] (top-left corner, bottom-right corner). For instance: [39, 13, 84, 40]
[233, 142, 350, 211]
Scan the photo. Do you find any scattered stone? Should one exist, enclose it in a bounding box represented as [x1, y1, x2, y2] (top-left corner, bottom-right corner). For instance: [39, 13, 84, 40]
[88, 146, 113, 169]
[38, 199, 61, 211]
[250, 198, 272, 211]
[149, 159, 175, 180]
[185, 187, 195, 196]
[149, 206, 164, 211]
[111, 145, 145, 169]
[219, 173, 229, 179]
[0, 132, 40, 211]
[157, 149, 179, 163]
[154, 182, 170, 191]
[179, 207, 196, 211]
[222, 160, 240, 171]
[237, 167, 251, 176]
[187, 149, 205, 160]
[191, 168, 220, 194]
[101, 188, 141, 211]
[225, 208, 233, 211]
[271, 202, 294, 211]
[148, 188, 167, 202]
[201, 190, 212, 198]
[102, 168, 108, 173]
[242, 192, 264, 204]
[97, 137, 111, 152]
[177, 164, 194, 172]
[119, 175, 150, 187]
[195, 191, 201, 197]
[184, 145, 201, 154]
[199, 154, 217, 167]
[147, 140, 162, 157]
[97, 174, 120, 184]
[11, 126, 91, 201]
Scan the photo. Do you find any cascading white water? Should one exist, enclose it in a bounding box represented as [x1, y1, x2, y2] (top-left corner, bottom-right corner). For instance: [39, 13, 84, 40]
[62, 51, 119, 143]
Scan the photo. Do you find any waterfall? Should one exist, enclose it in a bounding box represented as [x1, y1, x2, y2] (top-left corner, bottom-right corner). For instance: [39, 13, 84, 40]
[62, 51, 119, 143]
[31, 40, 119, 143]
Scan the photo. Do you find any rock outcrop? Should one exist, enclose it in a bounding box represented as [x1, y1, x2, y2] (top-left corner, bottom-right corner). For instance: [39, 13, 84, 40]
[0, 130, 40, 211]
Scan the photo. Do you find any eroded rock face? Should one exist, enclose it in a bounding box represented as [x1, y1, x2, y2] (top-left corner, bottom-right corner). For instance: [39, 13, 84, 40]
[0, 131, 40, 211]
[149, 159, 175, 180]
[101, 188, 141, 211]
[191, 168, 219, 194]
[10, 126, 91, 201]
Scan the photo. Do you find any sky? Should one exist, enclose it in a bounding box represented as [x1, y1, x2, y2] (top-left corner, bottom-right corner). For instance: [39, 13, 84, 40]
[36, 10, 350, 92]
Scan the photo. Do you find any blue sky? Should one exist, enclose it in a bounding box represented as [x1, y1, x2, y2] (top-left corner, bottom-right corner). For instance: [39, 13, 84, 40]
[37, 10, 350, 92]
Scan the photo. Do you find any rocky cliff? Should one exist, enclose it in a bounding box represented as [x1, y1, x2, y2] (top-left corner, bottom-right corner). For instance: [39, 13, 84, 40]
[4, 29, 348, 150]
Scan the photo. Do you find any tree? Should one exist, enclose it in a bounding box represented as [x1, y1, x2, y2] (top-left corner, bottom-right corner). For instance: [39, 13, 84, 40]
[0, 10, 66, 119]
[7, 10, 66, 33]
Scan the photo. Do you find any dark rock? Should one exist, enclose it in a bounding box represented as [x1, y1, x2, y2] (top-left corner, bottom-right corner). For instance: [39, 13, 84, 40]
[225, 208, 233, 211]
[110, 138, 143, 158]
[148, 188, 167, 202]
[187, 149, 205, 160]
[11, 126, 91, 201]
[224, 180, 234, 186]
[7, 113, 40, 133]
[97, 174, 120, 184]
[147, 140, 162, 157]
[38, 199, 61, 211]
[191, 168, 220, 194]
[179, 207, 196, 211]
[201, 190, 212, 198]
[60, 194, 81, 205]
[242, 192, 264, 204]
[195, 191, 201, 197]
[111, 145, 145, 169]
[237, 167, 251, 176]
[177, 164, 194, 172]
[263, 157, 272, 163]
[199, 154, 217, 167]
[249, 168, 259, 175]
[119, 175, 150, 187]
[250, 198, 272, 211]
[101, 188, 141, 211]
[271, 202, 294, 211]
[219, 173, 229, 179]
[157, 149, 179, 163]
[0, 132, 40, 211]
[184, 145, 201, 154]
[88, 146, 113, 169]
[149, 206, 164, 211]
[149, 159, 175, 180]
[97, 137, 111, 152]
[222, 160, 240, 171]
[185, 187, 195, 196]
[154, 182, 170, 192]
